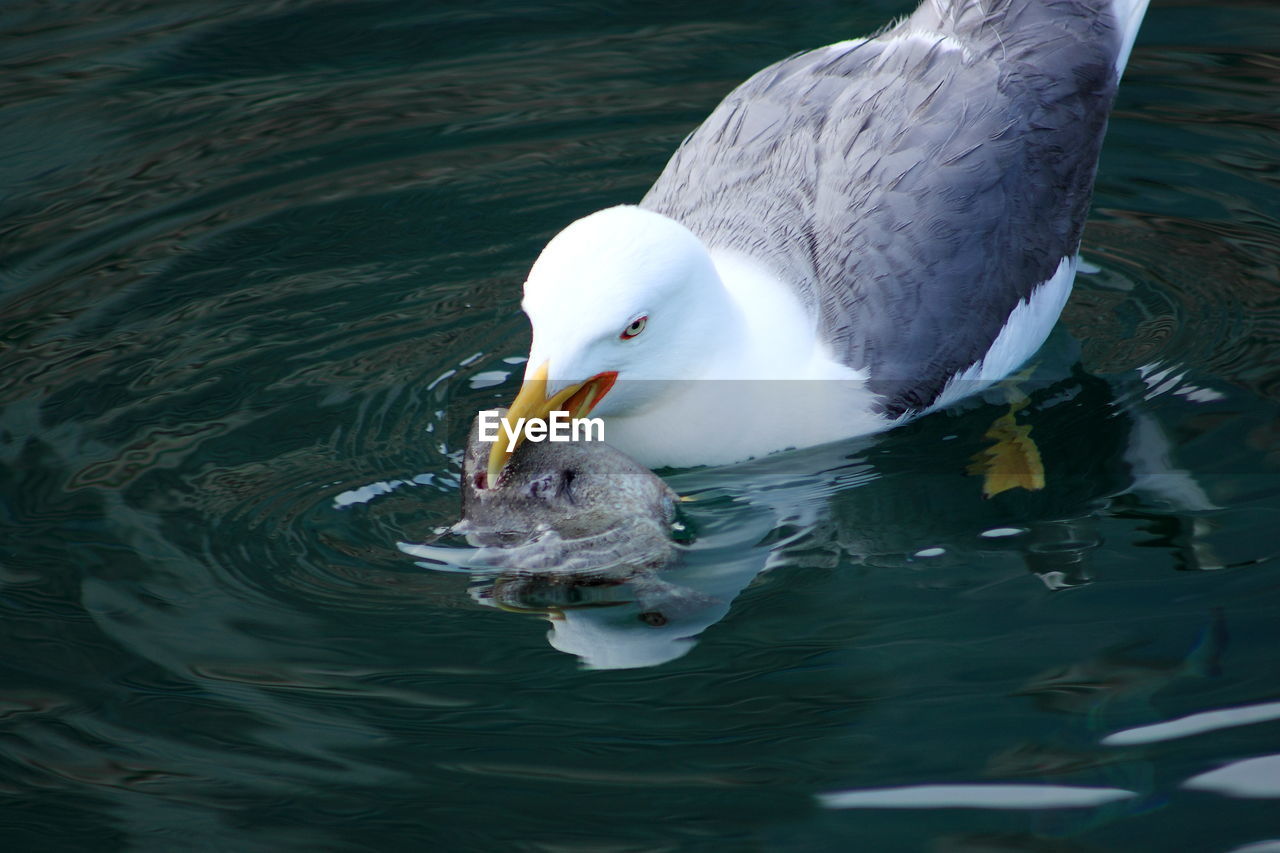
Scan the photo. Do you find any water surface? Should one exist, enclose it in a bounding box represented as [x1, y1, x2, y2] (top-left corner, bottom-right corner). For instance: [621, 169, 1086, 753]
[2, 1, 1279, 850]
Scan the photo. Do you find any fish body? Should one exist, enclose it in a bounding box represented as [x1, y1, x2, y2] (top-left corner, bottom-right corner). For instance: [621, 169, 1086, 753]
[447, 410, 735, 670]
[456, 409, 679, 572]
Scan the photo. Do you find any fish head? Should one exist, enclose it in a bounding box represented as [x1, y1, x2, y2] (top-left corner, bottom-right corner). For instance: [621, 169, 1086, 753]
[458, 408, 679, 548]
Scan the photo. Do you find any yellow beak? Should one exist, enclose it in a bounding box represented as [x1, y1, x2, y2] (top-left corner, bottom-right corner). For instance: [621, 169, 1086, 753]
[485, 362, 617, 486]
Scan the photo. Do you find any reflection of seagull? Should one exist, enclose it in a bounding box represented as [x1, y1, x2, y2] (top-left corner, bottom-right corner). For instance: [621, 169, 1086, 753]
[489, 0, 1150, 476]
[1014, 610, 1228, 715]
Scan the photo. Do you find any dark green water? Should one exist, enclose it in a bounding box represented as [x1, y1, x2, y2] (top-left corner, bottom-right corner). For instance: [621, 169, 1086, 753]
[3, 1, 1279, 850]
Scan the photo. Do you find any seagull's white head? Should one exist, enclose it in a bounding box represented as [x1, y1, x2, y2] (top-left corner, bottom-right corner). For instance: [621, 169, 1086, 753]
[488, 205, 732, 482]
[524, 205, 728, 408]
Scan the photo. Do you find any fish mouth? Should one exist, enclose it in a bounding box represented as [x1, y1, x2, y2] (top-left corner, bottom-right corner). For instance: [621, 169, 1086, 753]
[485, 361, 617, 486]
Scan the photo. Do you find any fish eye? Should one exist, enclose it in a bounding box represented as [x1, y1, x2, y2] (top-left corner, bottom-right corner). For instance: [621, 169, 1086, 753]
[620, 315, 647, 340]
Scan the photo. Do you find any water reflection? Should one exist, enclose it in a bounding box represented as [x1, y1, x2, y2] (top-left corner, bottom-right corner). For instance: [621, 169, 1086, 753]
[818, 783, 1138, 810]
[1013, 610, 1226, 715]
[1103, 699, 1280, 747]
[413, 345, 1231, 669]
[1184, 754, 1280, 799]
[407, 512, 771, 670]
[2, 0, 1279, 847]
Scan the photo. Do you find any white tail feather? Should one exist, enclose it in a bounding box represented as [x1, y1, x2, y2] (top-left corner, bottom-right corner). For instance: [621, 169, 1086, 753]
[1111, 0, 1151, 78]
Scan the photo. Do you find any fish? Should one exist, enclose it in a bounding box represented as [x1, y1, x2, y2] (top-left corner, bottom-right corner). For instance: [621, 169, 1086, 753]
[453, 408, 680, 573]
[436, 409, 739, 669]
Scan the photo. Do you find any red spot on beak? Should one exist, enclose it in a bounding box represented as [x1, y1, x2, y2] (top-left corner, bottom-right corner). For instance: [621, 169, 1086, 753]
[563, 371, 618, 417]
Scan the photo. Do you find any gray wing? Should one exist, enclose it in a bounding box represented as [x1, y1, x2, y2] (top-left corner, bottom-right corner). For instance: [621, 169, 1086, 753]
[642, 0, 1126, 416]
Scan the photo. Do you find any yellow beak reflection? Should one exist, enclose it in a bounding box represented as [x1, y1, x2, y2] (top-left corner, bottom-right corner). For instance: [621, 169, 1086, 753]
[485, 362, 618, 486]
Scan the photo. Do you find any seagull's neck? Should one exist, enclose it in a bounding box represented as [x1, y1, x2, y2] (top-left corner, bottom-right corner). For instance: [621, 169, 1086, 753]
[703, 248, 862, 382]
[598, 245, 884, 468]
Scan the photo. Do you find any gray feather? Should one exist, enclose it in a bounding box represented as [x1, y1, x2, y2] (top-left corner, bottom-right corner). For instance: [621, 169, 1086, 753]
[642, 0, 1128, 415]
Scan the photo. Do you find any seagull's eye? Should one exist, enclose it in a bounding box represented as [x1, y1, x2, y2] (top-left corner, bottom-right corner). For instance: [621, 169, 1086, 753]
[620, 315, 647, 340]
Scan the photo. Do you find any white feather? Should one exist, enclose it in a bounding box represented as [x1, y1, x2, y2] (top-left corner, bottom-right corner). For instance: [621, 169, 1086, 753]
[520, 206, 885, 468]
[1110, 0, 1151, 79]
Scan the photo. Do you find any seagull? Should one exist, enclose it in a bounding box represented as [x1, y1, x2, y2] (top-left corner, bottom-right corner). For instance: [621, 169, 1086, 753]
[488, 0, 1150, 478]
